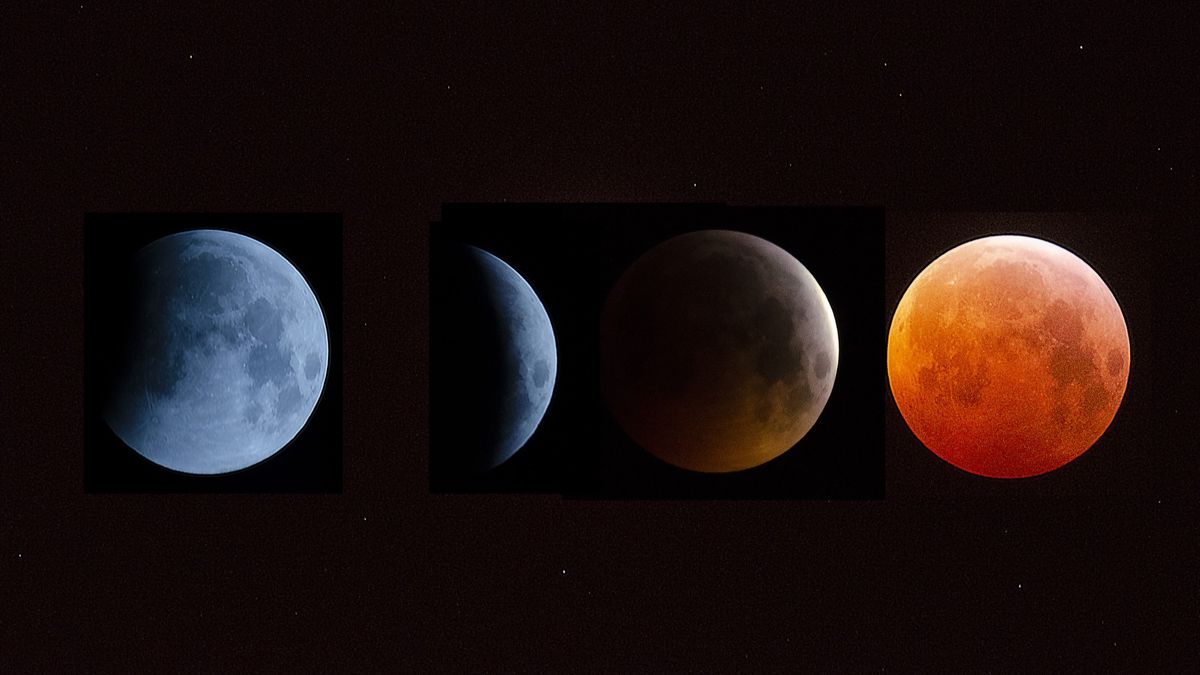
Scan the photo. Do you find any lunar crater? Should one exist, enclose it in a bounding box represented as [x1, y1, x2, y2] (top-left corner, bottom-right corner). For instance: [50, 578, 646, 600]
[751, 295, 803, 385]
[532, 359, 550, 387]
[1106, 349, 1124, 377]
[813, 352, 832, 379]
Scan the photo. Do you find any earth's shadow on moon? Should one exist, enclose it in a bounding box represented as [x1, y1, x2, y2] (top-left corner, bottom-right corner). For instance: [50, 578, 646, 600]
[430, 242, 558, 479]
[431, 203, 884, 499]
[84, 213, 343, 493]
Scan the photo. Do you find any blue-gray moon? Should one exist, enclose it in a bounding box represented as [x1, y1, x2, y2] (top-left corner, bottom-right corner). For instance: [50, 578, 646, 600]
[433, 245, 557, 471]
[104, 230, 329, 474]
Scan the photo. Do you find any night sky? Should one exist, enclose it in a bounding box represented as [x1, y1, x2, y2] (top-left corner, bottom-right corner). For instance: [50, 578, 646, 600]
[3, 3, 1198, 671]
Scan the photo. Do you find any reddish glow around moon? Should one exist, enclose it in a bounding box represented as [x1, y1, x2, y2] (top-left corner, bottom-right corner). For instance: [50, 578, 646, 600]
[887, 235, 1129, 478]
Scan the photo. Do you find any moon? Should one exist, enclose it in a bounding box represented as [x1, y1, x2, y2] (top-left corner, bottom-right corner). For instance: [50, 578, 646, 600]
[887, 234, 1129, 478]
[432, 244, 557, 472]
[104, 230, 329, 474]
[601, 230, 839, 473]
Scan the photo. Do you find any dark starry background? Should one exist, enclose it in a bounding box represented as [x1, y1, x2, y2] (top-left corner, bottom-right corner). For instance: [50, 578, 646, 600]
[1, 3, 1197, 672]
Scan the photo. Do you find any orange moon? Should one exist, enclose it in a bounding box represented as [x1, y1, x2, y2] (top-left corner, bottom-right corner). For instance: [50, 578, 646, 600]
[887, 235, 1129, 478]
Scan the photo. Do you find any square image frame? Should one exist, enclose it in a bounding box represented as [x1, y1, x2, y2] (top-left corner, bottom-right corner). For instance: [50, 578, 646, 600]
[884, 211, 1185, 500]
[84, 213, 343, 493]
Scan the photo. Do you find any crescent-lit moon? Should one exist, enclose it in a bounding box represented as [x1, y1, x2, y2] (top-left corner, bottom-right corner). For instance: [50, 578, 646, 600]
[430, 243, 558, 474]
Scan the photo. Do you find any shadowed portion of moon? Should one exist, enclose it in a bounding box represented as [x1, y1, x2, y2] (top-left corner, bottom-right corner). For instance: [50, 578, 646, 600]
[888, 235, 1130, 478]
[432, 244, 557, 473]
[104, 230, 329, 474]
[601, 230, 839, 473]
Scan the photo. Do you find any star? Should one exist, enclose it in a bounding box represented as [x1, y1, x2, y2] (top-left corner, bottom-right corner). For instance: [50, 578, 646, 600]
[188, 54, 194, 60]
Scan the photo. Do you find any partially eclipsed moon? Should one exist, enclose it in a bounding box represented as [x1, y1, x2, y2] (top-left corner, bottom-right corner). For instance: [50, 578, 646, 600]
[887, 234, 1129, 478]
[431, 244, 557, 474]
[601, 230, 839, 473]
[104, 230, 329, 475]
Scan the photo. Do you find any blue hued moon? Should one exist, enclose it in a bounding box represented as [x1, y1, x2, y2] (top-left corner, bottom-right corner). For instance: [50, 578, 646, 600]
[104, 230, 329, 474]
[433, 245, 557, 472]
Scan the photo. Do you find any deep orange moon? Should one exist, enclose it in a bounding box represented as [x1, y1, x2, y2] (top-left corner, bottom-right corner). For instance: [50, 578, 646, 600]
[887, 235, 1129, 478]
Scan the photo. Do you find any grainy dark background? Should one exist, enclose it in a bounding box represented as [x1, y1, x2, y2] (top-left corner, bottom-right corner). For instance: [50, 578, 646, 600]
[1, 3, 1196, 672]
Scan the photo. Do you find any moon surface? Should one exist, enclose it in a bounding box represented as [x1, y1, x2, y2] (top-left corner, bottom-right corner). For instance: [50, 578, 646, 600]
[888, 234, 1129, 478]
[104, 230, 329, 474]
[432, 245, 557, 472]
[601, 230, 839, 473]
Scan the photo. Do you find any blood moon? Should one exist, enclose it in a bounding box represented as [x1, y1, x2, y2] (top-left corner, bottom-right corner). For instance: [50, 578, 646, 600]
[887, 235, 1129, 478]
